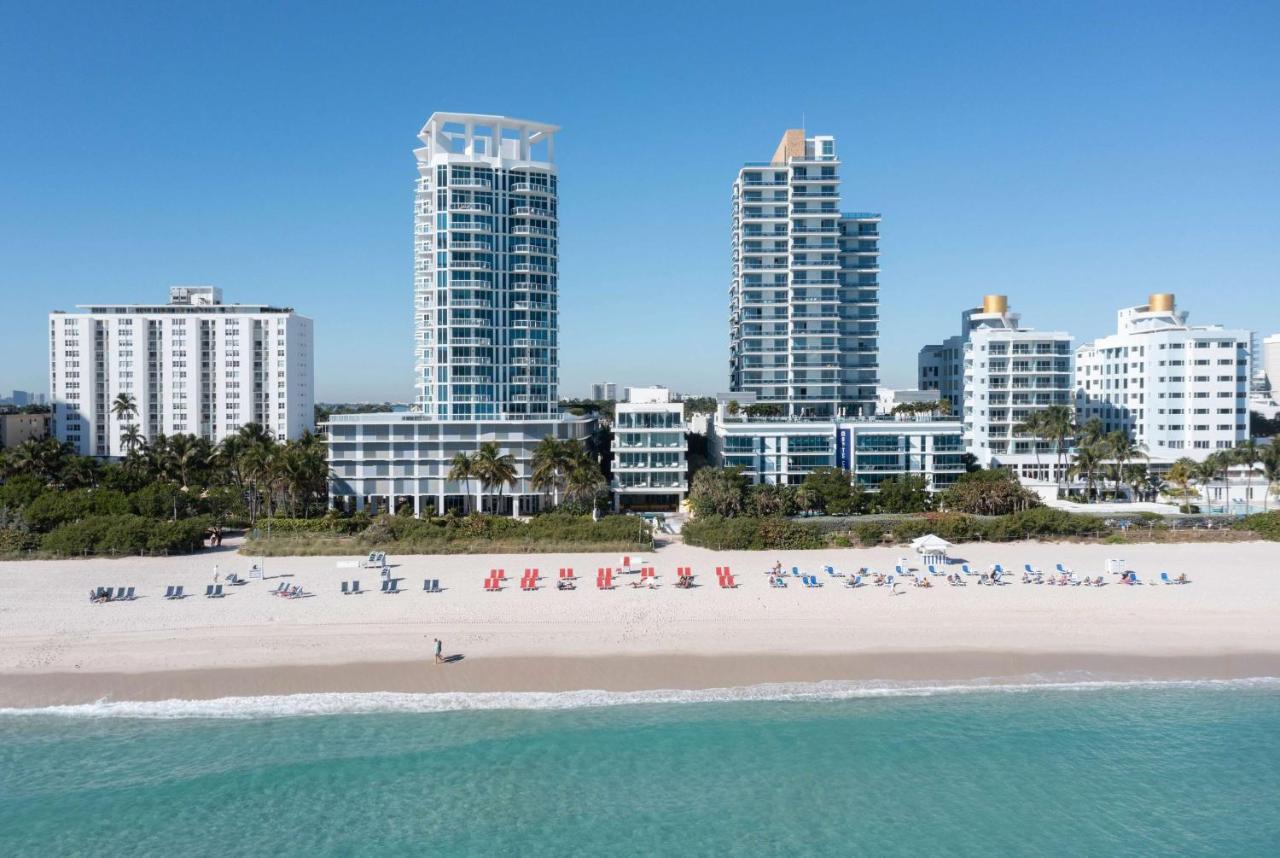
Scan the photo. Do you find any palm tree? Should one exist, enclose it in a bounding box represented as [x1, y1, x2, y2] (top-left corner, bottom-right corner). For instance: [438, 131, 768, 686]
[1068, 444, 1103, 501]
[1122, 463, 1149, 503]
[1104, 431, 1145, 501]
[1260, 443, 1280, 513]
[111, 392, 137, 423]
[1233, 439, 1261, 513]
[564, 449, 606, 506]
[1014, 411, 1047, 475]
[530, 436, 575, 508]
[473, 442, 516, 514]
[1166, 458, 1198, 511]
[1193, 456, 1220, 512]
[1040, 405, 1074, 496]
[447, 452, 477, 514]
[62, 455, 102, 489]
[119, 423, 144, 456]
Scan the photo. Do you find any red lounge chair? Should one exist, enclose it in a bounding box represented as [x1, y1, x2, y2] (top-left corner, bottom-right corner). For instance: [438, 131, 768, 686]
[559, 568, 574, 580]
[522, 570, 539, 591]
[720, 573, 737, 588]
[483, 576, 500, 592]
[597, 568, 613, 589]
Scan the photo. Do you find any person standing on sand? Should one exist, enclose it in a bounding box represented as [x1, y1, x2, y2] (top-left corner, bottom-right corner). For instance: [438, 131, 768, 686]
[434, 638, 443, 664]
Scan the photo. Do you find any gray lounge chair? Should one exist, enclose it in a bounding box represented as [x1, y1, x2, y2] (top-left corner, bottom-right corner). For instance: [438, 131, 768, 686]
[424, 579, 441, 593]
[385, 579, 400, 594]
[172, 585, 184, 599]
[163, 585, 175, 599]
[123, 587, 135, 600]
[341, 581, 352, 595]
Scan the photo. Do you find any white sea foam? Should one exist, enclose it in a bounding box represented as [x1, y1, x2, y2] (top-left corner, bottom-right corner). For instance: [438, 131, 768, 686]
[3, 676, 1278, 720]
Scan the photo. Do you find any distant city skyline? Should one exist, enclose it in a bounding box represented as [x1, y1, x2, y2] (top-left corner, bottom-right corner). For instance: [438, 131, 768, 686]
[2, 2, 1278, 402]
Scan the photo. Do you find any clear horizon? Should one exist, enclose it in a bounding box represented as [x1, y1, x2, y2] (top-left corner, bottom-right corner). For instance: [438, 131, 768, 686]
[2, 1, 1278, 402]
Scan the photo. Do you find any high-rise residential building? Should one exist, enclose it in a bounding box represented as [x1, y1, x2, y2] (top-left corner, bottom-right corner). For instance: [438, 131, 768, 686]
[49, 286, 314, 457]
[1075, 294, 1250, 462]
[728, 129, 880, 420]
[1261, 333, 1280, 398]
[918, 295, 1074, 481]
[590, 382, 618, 402]
[327, 113, 593, 517]
[413, 113, 559, 420]
[611, 386, 687, 511]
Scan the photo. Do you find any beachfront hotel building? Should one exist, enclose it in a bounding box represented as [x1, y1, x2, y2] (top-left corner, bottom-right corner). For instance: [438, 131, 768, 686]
[1074, 294, 1250, 463]
[326, 113, 596, 517]
[917, 295, 1073, 482]
[728, 129, 880, 420]
[610, 386, 688, 511]
[49, 286, 314, 457]
[707, 396, 966, 492]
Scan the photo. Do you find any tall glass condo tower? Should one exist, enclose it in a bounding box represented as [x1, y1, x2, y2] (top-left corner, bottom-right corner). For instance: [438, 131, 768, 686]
[414, 113, 560, 420]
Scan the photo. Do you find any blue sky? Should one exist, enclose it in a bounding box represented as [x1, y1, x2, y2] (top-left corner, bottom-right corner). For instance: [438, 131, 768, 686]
[2, 1, 1277, 402]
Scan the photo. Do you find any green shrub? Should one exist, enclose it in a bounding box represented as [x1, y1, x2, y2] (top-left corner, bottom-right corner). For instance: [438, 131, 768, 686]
[40, 514, 210, 556]
[683, 515, 821, 550]
[853, 521, 887, 545]
[0, 475, 45, 512]
[1179, 504, 1201, 514]
[1235, 511, 1280, 540]
[25, 489, 130, 532]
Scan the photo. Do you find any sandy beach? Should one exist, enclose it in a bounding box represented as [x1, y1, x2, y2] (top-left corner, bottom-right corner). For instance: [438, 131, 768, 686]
[2, 539, 1278, 707]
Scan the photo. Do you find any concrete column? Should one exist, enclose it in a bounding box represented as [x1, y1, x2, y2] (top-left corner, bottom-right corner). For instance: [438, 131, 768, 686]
[355, 495, 365, 512]
[437, 491, 445, 515]
[386, 495, 395, 516]
[413, 494, 421, 518]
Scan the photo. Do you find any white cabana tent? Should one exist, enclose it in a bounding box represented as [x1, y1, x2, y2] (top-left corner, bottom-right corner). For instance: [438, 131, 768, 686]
[910, 534, 953, 569]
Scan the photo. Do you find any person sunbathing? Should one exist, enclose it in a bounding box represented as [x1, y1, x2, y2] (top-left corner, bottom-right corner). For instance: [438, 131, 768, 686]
[1175, 573, 1189, 584]
[873, 573, 886, 586]
[557, 579, 575, 590]
[772, 561, 783, 576]
[920, 578, 933, 588]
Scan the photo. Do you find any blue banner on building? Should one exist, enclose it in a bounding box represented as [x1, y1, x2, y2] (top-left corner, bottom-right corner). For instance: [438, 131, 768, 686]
[836, 428, 852, 471]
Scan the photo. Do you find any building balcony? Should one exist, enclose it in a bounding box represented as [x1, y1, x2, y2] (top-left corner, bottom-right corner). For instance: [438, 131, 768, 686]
[508, 244, 556, 256]
[451, 178, 492, 189]
[450, 222, 492, 233]
[511, 224, 555, 236]
[450, 261, 493, 271]
[512, 262, 554, 273]
[451, 202, 492, 213]
[510, 206, 555, 218]
[509, 182, 553, 194]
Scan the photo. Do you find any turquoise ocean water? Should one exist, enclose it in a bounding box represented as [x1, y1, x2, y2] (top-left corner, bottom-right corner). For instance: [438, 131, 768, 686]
[2, 680, 1278, 856]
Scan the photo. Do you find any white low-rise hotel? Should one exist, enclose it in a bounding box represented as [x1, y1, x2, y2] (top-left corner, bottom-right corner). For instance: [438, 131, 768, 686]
[611, 386, 687, 511]
[49, 286, 314, 456]
[1075, 294, 1250, 462]
[327, 113, 595, 516]
[919, 295, 1073, 480]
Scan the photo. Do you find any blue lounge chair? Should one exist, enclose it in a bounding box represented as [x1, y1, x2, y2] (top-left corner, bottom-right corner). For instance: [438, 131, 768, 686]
[163, 585, 176, 599]
[961, 564, 973, 576]
[847, 574, 862, 588]
[927, 565, 939, 576]
[885, 574, 895, 588]
[895, 565, 906, 576]
[771, 576, 787, 588]
[1160, 572, 1173, 585]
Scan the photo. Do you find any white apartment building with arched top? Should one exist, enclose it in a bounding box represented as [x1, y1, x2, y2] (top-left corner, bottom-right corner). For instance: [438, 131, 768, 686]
[1074, 294, 1250, 463]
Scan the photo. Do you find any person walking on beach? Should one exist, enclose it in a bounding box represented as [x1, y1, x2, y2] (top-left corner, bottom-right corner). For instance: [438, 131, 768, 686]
[434, 638, 443, 664]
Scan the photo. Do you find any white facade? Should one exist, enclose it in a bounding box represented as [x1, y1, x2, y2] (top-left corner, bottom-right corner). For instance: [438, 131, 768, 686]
[50, 286, 314, 456]
[414, 113, 559, 420]
[919, 296, 1073, 478]
[876, 387, 941, 413]
[1261, 334, 1280, 397]
[611, 386, 687, 511]
[709, 405, 966, 492]
[326, 413, 594, 516]
[729, 128, 880, 419]
[1075, 294, 1250, 463]
[590, 382, 618, 402]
